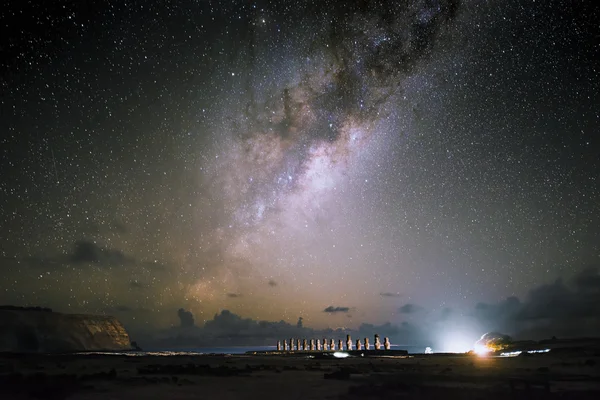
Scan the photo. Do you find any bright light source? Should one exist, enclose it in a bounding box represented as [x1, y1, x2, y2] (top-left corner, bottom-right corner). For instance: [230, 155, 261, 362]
[333, 352, 349, 358]
[473, 343, 491, 356]
[425, 347, 433, 354]
[440, 333, 474, 353]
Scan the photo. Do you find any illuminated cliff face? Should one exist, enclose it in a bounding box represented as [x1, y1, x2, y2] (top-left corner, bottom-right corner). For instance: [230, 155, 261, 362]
[0, 309, 133, 353]
[63, 314, 133, 351]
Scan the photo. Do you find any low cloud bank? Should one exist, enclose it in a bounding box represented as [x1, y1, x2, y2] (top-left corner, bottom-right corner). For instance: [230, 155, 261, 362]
[472, 266, 600, 339]
[134, 267, 600, 350]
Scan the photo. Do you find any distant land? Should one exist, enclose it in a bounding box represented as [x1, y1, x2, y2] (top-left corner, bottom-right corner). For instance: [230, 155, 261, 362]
[0, 305, 134, 353]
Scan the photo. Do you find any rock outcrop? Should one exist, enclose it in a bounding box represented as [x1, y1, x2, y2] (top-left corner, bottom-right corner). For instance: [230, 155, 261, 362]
[0, 306, 134, 353]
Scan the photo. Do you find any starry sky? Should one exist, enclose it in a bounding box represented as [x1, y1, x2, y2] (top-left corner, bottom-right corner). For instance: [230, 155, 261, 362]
[1, 0, 599, 343]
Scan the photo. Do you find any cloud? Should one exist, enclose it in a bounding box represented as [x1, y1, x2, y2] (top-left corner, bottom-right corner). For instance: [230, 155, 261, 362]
[468, 266, 600, 339]
[356, 321, 410, 340]
[227, 293, 242, 298]
[574, 266, 600, 292]
[129, 280, 146, 289]
[6, 241, 162, 273]
[0, 240, 145, 286]
[399, 303, 422, 314]
[177, 308, 195, 328]
[473, 296, 520, 323]
[140, 309, 410, 348]
[380, 292, 402, 298]
[323, 306, 351, 313]
[69, 240, 134, 266]
[136, 267, 600, 350]
[204, 310, 256, 334]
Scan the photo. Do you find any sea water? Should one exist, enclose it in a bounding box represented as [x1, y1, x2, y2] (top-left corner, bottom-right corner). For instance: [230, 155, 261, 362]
[149, 344, 426, 355]
[79, 344, 427, 356]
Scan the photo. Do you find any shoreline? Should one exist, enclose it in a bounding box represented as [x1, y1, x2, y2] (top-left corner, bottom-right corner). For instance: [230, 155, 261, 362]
[1, 349, 599, 399]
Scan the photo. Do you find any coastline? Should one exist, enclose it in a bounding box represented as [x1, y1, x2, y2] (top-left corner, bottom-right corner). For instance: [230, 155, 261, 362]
[1, 347, 599, 399]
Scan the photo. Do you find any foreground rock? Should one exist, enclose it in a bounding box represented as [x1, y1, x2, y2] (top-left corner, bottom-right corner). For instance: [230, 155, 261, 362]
[1, 351, 599, 399]
[0, 306, 134, 353]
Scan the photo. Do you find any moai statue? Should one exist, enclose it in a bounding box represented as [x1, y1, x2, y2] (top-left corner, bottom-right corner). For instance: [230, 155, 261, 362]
[346, 335, 352, 351]
[330, 339, 335, 351]
[302, 339, 307, 351]
[317, 339, 322, 351]
[283, 340, 288, 351]
[364, 337, 370, 350]
[323, 338, 328, 351]
[289, 338, 294, 351]
[277, 341, 281, 351]
[297, 339, 301, 351]
[374, 334, 381, 350]
[338, 339, 344, 351]
[384, 337, 391, 350]
[310, 339, 315, 351]
[356, 339, 362, 351]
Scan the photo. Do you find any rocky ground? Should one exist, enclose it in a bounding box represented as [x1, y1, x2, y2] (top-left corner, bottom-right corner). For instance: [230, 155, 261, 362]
[1, 350, 599, 399]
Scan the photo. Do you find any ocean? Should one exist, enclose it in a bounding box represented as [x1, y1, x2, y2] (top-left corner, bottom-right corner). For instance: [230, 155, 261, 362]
[77, 344, 428, 356]
[144, 344, 427, 355]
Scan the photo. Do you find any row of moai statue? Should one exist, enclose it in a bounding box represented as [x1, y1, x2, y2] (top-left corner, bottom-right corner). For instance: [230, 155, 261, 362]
[277, 334, 391, 351]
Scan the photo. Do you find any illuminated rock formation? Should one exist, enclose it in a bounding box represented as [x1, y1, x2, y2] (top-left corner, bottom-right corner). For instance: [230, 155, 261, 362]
[474, 332, 513, 353]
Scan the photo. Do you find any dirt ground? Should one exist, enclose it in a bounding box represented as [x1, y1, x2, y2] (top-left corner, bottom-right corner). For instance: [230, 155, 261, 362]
[1, 350, 599, 399]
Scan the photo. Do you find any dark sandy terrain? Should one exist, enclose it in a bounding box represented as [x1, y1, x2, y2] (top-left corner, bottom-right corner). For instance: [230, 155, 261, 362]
[1, 350, 599, 399]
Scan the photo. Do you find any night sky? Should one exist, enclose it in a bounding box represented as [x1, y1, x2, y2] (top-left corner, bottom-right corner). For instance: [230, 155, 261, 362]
[1, 0, 599, 347]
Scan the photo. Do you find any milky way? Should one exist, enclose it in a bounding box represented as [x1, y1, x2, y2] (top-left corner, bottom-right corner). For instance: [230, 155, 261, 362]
[192, 0, 462, 318]
[1, 0, 598, 340]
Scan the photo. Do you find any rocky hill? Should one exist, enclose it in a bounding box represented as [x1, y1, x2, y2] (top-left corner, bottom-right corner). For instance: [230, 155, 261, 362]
[0, 306, 134, 353]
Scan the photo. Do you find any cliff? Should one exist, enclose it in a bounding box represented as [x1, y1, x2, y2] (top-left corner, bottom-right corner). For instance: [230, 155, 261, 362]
[0, 307, 133, 353]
